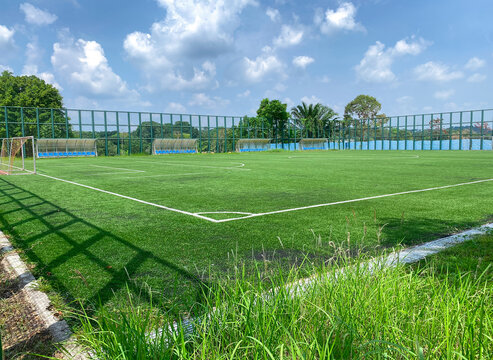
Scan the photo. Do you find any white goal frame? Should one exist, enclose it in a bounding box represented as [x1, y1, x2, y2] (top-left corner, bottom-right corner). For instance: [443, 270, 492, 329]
[0, 136, 36, 175]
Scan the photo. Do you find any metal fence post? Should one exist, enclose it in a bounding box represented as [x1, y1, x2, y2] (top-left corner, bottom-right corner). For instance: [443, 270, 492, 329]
[198, 115, 202, 152]
[116, 112, 120, 155]
[36, 108, 40, 138]
[459, 111, 463, 150]
[104, 111, 108, 156]
[51, 108, 55, 138]
[127, 112, 132, 155]
[4, 107, 9, 138]
[480, 110, 484, 150]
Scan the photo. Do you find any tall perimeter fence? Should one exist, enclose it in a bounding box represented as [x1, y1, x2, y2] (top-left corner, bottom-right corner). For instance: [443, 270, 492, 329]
[1, 106, 492, 156]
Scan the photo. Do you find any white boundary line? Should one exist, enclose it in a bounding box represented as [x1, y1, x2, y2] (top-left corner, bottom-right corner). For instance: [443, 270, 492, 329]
[89, 164, 145, 173]
[138, 160, 250, 171]
[211, 178, 493, 223]
[286, 155, 420, 160]
[37, 173, 219, 223]
[196, 211, 254, 215]
[36, 173, 493, 223]
[118, 171, 217, 179]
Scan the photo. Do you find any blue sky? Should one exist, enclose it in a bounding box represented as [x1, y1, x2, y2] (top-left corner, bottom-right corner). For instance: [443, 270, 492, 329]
[0, 0, 492, 117]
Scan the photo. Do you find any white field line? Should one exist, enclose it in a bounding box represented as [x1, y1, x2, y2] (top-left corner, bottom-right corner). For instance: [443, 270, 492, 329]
[287, 155, 420, 160]
[118, 171, 217, 179]
[213, 178, 493, 223]
[89, 164, 145, 173]
[138, 160, 250, 171]
[34, 173, 493, 224]
[37, 173, 220, 223]
[195, 211, 254, 215]
[82, 171, 149, 176]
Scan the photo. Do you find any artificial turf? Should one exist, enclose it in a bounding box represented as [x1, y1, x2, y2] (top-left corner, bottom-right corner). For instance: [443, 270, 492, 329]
[0, 150, 492, 307]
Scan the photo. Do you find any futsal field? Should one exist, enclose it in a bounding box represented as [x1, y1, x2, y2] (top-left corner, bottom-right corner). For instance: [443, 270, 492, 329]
[0, 150, 492, 306]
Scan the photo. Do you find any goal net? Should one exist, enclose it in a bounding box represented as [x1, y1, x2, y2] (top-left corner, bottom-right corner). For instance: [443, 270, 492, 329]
[153, 139, 198, 154]
[0, 136, 36, 175]
[36, 139, 97, 158]
[299, 138, 328, 151]
[236, 138, 271, 152]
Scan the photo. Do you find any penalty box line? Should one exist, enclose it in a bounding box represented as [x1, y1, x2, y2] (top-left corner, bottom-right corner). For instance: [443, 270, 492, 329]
[37, 174, 493, 224]
[214, 178, 493, 223]
[37, 173, 220, 223]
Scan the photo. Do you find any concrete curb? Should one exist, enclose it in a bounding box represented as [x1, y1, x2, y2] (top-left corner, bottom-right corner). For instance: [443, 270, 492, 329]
[0, 230, 87, 360]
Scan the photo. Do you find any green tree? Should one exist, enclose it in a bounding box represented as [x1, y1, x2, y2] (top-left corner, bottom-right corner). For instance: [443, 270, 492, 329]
[0, 71, 71, 138]
[236, 116, 270, 138]
[256, 98, 289, 136]
[291, 102, 338, 137]
[344, 95, 382, 124]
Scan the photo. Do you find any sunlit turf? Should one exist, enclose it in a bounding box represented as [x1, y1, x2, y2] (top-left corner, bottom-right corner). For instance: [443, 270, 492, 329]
[0, 150, 492, 308]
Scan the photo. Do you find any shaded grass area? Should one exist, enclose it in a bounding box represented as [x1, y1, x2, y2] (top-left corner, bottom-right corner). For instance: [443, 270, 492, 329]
[73, 235, 493, 359]
[0, 151, 491, 310]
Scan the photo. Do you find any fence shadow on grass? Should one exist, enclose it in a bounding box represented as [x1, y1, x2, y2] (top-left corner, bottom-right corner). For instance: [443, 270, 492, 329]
[0, 177, 210, 312]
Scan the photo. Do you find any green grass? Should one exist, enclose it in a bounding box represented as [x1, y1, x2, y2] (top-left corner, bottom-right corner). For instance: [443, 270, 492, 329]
[0, 150, 492, 309]
[412, 233, 493, 280]
[71, 236, 493, 359]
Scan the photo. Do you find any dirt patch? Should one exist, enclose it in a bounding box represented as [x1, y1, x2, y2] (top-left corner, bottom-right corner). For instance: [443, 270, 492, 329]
[0, 256, 62, 359]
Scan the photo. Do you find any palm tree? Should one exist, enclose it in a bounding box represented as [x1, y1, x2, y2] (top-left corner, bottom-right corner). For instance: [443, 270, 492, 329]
[291, 102, 338, 137]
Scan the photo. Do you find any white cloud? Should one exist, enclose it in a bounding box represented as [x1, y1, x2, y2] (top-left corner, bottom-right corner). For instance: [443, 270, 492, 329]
[414, 61, 463, 81]
[434, 89, 454, 100]
[283, 97, 294, 109]
[188, 93, 229, 109]
[396, 95, 413, 103]
[467, 73, 487, 83]
[273, 25, 303, 48]
[52, 37, 139, 99]
[0, 64, 13, 73]
[243, 51, 284, 82]
[166, 102, 187, 113]
[301, 95, 321, 104]
[237, 89, 250, 97]
[293, 55, 314, 68]
[20, 3, 57, 26]
[266, 7, 280, 22]
[0, 25, 15, 50]
[315, 2, 364, 35]
[124, 0, 256, 91]
[355, 41, 394, 82]
[355, 37, 429, 83]
[320, 75, 330, 83]
[392, 38, 430, 56]
[465, 57, 485, 71]
[21, 42, 62, 90]
[274, 83, 286, 92]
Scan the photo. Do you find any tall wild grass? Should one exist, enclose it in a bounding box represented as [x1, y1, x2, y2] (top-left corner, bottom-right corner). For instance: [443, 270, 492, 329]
[72, 253, 492, 360]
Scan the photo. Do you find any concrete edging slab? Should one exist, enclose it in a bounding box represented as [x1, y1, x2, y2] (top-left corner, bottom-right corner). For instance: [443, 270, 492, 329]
[0, 230, 87, 360]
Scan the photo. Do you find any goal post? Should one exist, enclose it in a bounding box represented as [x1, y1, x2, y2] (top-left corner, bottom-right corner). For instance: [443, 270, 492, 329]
[299, 138, 328, 151]
[152, 138, 198, 154]
[0, 136, 36, 175]
[36, 139, 97, 158]
[236, 138, 271, 152]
